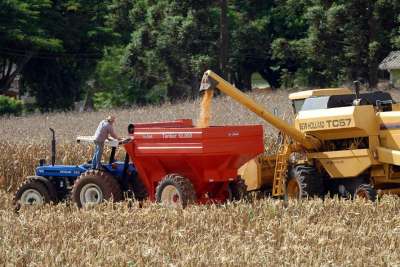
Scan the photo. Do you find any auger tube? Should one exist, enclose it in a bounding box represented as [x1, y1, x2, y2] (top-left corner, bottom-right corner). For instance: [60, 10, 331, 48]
[199, 70, 321, 150]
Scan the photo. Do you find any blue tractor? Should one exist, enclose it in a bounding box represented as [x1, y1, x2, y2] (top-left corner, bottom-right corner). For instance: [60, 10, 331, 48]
[13, 127, 147, 210]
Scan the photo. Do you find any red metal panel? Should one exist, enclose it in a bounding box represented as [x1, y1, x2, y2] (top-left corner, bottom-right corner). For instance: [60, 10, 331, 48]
[133, 119, 193, 128]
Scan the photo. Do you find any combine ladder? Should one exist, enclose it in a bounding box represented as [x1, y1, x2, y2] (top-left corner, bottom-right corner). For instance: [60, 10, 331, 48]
[272, 134, 291, 197]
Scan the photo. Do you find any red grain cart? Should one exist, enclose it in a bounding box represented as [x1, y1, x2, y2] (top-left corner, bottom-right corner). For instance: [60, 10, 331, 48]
[124, 119, 264, 207]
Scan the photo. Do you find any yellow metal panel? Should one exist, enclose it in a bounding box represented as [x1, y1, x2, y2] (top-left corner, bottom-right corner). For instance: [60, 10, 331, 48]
[295, 105, 378, 139]
[392, 103, 400, 111]
[260, 156, 275, 185]
[309, 149, 373, 177]
[378, 112, 400, 150]
[376, 146, 400, 165]
[239, 158, 261, 191]
[288, 88, 352, 100]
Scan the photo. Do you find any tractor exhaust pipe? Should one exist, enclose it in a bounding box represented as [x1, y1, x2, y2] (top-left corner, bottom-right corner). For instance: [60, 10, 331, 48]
[49, 128, 56, 166]
[353, 80, 361, 106]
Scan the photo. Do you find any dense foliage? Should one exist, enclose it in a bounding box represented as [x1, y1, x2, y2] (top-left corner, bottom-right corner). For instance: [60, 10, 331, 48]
[0, 0, 113, 111]
[0, 95, 22, 116]
[1, 0, 400, 110]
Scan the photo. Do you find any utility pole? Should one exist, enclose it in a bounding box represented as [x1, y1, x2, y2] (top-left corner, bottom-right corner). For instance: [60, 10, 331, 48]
[219, 0, 229, 80]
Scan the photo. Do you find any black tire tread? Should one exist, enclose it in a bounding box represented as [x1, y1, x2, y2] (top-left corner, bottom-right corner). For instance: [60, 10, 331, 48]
[228, 177, 248, 201]
[155, 174, 196, 207]
[131, 175, 148, 200]
[13, 178, 52, 211]
[286, 164, 324, 198]
[72, 170, 122, 208]
[26, 176, 58, 202]
[354, 183, 377, 201]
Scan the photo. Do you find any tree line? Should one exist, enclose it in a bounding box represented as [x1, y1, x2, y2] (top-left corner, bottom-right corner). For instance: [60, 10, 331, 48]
[1, 0, 399, 111]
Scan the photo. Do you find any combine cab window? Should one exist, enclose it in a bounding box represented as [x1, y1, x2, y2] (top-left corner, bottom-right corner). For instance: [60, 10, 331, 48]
[292, 99, 305, 114]
[301, 96, 330, 111]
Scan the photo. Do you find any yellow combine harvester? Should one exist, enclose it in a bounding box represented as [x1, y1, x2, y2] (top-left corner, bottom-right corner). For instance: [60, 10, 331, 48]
[200, 70, 400, 200]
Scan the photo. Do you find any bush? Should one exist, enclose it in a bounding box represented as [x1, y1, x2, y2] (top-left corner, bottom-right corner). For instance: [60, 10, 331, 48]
[0, 95, 23, 116]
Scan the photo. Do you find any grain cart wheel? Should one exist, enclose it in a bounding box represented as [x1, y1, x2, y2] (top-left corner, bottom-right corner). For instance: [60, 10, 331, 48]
[285, 165, 324, 199]
[354, 184, 377, 201]
[72, 170, 122, 208]
[228, 177, 248, 201]
[156, 174, 196, 208]
[13, 178, 53, 211]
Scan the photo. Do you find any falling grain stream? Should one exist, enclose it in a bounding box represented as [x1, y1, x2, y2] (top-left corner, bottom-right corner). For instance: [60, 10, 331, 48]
[197, 89, 214, 128]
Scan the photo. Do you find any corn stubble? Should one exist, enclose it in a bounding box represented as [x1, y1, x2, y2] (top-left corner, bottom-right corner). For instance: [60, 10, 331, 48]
[1, 89, 400, 266]
[1, 193, 399, 266]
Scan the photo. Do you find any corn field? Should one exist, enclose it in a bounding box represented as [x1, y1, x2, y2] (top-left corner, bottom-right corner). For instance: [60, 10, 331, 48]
[0, 91, 290, 192]
[1, 89, 400, 266]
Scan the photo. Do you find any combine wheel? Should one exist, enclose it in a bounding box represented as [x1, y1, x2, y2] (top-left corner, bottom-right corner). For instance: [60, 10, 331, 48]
[156, 174, 196, 208]
[72, 170, 122, 208]
[353, 184, 377, 201]
[285, 165, 324, 199]
[228, 177, 248, 201]
[13, 178, 54, 211]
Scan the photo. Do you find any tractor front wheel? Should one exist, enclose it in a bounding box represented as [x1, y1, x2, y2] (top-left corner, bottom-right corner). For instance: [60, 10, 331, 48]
[13, 178, 54, 211]
[285, 165, 324, 199]
[72, 170, 122, 208]
[156, 174, 196, 208]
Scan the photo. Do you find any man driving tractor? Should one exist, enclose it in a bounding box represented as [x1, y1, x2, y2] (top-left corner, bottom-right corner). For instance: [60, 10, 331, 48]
[92, 115, 120, 169]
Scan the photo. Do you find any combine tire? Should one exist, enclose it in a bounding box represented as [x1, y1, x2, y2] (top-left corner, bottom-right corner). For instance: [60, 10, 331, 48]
[13, 178, 54, 211]
[353, 184, 377, 201]
[285, 165, 324, 199]
[228, 177, 248, 201]
[156, 174, 196, 208]
[72, 170, 122, 208]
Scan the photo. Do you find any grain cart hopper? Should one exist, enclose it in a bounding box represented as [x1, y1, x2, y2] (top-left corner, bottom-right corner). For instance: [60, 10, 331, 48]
[123, 121, 264, 207]
[200, 70, 400, 200]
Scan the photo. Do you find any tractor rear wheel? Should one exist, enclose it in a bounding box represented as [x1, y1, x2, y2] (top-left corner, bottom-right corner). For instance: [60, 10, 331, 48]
[72, 170, 122, 208]
[13, 178, 54, 211]
[285, 165, 324, 199]
[228, 177, 248, 201]
[131, 175, 148, 201]
[156, 174, 196, 208]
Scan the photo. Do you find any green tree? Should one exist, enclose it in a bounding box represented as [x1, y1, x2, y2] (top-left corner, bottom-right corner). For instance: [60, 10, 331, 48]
[0, 95, 23, 116]
[289, 0, 400, 87]
[21, 0, 114, 111]
[0, 0, 61, 93]
[93, 46, 152, 108]
[123, 0, 219, 101]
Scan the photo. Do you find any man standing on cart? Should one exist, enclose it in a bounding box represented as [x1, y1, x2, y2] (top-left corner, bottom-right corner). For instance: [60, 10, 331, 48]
[92, 115, 120, 169]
